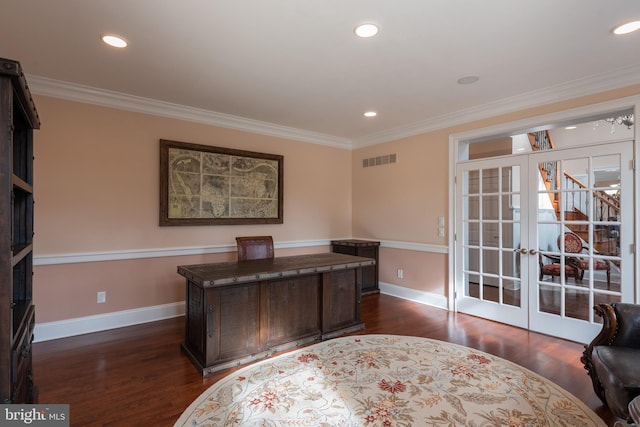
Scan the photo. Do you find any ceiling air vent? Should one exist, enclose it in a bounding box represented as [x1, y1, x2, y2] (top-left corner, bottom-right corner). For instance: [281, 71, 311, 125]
[363, 153, 397, 168]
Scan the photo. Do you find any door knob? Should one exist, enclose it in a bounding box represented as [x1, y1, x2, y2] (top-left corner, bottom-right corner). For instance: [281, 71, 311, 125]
[529, 249, 538, 255]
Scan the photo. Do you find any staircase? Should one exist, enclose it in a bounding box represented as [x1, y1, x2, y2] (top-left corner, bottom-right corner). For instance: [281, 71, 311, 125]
[530, 131, 620, 255]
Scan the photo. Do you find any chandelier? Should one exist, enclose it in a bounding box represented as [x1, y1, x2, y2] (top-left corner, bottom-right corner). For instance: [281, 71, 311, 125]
[593, 113, 634, 134]
[604, 113, 634, 129]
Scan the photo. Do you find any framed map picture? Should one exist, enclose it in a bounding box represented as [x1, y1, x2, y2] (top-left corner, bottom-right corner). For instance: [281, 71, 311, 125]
[159, 139, 283, 226]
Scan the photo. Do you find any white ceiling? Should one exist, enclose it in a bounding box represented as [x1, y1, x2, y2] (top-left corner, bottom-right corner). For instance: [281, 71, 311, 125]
[1, 0, 639, 147]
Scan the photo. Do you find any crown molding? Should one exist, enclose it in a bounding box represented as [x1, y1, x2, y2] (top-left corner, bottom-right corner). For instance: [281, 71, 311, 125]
[26, 75, 353, 149]
[27, 63, 640, 151]
[352, 63, 640, 148]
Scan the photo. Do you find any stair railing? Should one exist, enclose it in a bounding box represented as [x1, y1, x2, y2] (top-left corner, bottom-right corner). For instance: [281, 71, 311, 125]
[529, 131, 620, 222]
[529, 131, 559, 209]
[563, 172, 620, 221]
[562, 173, 588, 218]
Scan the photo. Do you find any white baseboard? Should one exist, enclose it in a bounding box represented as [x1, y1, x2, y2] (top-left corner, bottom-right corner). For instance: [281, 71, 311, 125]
[379, 282, 448, 310]
[33, 284, 448, 343]
[34, 301, 185, 343]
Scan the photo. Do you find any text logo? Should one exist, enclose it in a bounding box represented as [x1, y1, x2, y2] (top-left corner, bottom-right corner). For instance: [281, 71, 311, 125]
[1, 405, 69, 426]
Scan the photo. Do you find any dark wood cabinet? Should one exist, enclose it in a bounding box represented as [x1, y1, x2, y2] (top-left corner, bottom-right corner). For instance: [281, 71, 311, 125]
[178, 253, 373, 375]
[0, 58, 40, 404]
[331, 240, 380, 295]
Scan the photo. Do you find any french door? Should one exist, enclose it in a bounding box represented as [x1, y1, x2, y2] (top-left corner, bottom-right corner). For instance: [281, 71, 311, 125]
[455, 142, 633, 343]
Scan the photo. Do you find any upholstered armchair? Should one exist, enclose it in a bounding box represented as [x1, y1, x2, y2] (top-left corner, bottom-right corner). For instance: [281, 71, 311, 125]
[539, 253, 581, 282]
[582, 303, 640, 422]
[562, 232, 611, 286]
[236, 236, 274, 261]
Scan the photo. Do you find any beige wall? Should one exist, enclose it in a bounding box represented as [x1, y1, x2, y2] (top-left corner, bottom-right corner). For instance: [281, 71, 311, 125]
[31, 83, 640, 327]
[468, 137, 513, 159]
[32, 96, 351, 323]
[352, 84, 640, 300]
[379, 247, 446, 294]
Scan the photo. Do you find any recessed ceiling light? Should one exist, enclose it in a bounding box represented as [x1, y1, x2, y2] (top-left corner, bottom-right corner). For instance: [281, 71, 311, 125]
[565, 126, 577, 130]
[354, 24, 379, 38]
[613, 21, 640, 35]
[457, 75, 479, 85]
[364, 111, 377, 118]
[101, 34, 128, 48]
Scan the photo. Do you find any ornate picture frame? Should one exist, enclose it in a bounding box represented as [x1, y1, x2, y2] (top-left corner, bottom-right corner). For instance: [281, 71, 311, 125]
[159, 139, 283, 226]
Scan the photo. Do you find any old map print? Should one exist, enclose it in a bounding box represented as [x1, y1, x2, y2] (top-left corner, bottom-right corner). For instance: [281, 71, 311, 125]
[167, 146, 280, 220]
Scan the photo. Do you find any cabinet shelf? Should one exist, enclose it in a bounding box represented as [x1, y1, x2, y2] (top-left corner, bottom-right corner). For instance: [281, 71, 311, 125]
[11, 301, 31, 337]
[11, 187, 34, 253]
[1, 57, 39, 404]
[331, 240, 380, 295]
[12, 175, 33, 194]
[11, 244, 33, 267]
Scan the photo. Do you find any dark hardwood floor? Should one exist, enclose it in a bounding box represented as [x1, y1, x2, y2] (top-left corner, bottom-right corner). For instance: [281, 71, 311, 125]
[33, 293, 617, 426]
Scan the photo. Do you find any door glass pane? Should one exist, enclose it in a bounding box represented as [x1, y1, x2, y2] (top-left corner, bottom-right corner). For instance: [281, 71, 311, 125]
[501, 250, 517, 278]
[594, 292, 621, 310]
[501, 195, 513, 220]
[482, 168, 499, 193]
[466, 170, 480, 195]
[481, 277, 499, 303]
[482, 195, 499, 220]
[538, 283, 559, 315]
[467, 196, 479, 220]
[592, 154, 621, 258]
[536, 151, 623, 323]
[502, 278, 520, 307]
[482, 223, 498, 247]
[483, 249, 499, 275]
[461, 165, 521, 308]
[566, 288, 590, 321]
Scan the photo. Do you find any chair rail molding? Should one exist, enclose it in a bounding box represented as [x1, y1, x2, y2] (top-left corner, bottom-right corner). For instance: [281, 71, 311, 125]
[34, 239, 449, 265]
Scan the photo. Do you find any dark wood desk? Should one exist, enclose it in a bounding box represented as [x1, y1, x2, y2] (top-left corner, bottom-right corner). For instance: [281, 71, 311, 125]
[177, 253, 374, 375]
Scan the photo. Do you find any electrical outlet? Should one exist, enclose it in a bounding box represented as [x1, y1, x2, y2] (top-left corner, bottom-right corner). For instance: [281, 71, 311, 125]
[97, 291, 106, 304]
[438, 227, 445, 237]
[397, 269, 404, 279]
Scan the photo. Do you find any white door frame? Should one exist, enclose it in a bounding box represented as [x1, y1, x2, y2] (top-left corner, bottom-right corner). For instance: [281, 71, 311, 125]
[448, 96, 640, 318]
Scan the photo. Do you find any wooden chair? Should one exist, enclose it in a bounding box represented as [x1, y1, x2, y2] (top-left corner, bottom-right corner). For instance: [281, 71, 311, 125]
[235, 236, 274, 261]
[539, 253, 581, 282]
[560, 232, 610, 286]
